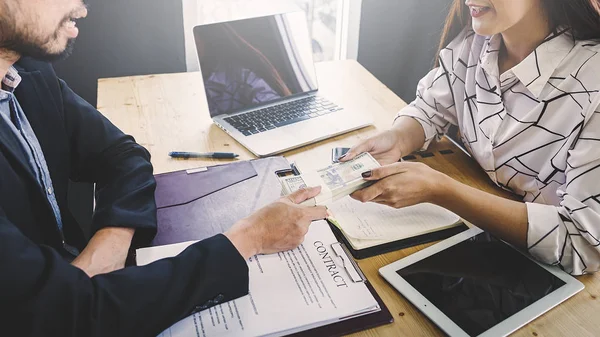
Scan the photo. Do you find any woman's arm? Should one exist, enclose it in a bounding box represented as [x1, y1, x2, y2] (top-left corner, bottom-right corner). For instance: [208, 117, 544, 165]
[354, 106, 600, 275]
[392, 116, 428, 158]
[353, 162, 527, 250]
[342, 30, 471, 165]
[437, 175, 528, 247]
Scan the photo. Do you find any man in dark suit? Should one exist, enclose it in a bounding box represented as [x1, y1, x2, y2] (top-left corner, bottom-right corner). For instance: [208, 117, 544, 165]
[0, 1, 327, 336]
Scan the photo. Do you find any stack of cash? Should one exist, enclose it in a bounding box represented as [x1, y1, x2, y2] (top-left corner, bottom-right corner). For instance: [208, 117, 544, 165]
[280, 152, 381, 206]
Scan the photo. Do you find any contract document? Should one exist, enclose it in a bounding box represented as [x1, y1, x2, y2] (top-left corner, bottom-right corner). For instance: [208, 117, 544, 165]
[137, 220, 380, 337]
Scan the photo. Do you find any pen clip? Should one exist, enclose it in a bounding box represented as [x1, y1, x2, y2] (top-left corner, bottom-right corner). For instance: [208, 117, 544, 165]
[331, 242, 366, 283]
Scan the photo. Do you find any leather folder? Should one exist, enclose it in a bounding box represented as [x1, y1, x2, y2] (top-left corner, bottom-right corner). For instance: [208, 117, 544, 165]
[149, 157, 393, 336]
[152, 157, 288, 246]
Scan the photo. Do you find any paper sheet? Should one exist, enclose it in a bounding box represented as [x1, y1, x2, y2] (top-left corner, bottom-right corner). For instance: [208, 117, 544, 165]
[136, 221, 379, 337]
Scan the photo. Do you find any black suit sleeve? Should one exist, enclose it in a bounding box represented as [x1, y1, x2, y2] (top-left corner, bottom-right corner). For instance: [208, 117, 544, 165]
[59, 78, 157, 241]
[1, 206, 249, 337]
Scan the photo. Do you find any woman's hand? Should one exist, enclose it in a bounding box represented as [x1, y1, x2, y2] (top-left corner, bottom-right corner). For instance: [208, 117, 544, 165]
[352, 162, 529, 249]
[340, 117, 426, 165]
[339, 129, 404, 165]
[350, 162, 450, 208]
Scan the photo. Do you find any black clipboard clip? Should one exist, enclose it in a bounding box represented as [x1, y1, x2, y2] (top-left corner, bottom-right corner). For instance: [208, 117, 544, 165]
[275, 162, 302, 178]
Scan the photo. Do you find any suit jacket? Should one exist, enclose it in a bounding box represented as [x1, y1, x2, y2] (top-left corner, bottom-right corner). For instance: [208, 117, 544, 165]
[0, 58, 249, 337]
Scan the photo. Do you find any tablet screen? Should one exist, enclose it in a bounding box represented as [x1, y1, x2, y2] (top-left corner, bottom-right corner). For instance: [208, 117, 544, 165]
[396, 232, 566, 336]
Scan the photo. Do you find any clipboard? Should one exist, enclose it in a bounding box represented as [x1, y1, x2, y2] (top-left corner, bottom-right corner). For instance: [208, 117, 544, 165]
[287, 241, 392, 337]
[148, 157, 393, 336]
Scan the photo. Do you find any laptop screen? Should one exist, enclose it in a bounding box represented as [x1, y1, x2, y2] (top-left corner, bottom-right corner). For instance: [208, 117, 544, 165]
[194, 12, 319, 117]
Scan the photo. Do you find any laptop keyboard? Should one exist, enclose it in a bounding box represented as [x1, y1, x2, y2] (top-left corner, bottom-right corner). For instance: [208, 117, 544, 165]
[223, 96, 342, 136]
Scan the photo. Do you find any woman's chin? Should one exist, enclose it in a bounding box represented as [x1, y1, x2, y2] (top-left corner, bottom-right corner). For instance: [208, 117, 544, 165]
[471, 22, 500, 37]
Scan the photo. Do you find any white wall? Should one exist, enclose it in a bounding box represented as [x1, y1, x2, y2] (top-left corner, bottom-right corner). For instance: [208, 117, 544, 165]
[181, 0, 361, 72]
[341, 0, 362, 60]
[181, 0, 301, 72]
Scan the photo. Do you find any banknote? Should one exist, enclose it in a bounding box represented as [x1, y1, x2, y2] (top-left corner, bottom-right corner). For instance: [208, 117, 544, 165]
[282, 176, 308, 192]
[280, 152, 380, 205]
[318, 152, 374, 190]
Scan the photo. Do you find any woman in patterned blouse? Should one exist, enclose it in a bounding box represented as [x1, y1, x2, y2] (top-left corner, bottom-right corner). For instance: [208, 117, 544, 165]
[342, 0, 600, 275]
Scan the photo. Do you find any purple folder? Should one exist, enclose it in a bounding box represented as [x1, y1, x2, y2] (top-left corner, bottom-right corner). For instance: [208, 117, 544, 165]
[150, 157, 393, 336]
[152, 157, 290, 246]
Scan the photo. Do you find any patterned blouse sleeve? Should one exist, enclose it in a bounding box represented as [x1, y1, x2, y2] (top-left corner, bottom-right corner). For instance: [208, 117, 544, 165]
[526, 97, 600, 275]
[395, 29, 469, 150]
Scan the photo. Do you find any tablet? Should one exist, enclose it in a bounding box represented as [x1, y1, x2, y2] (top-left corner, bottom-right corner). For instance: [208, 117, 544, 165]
[379, 227, 584, 337]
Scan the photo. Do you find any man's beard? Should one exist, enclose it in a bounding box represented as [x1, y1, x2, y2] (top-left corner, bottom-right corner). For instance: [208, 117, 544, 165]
[0, 36, 76, 62]
[0, 13, 77, 62]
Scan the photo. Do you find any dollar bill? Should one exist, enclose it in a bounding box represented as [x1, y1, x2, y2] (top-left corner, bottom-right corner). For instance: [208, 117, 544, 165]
[280, 152, 380, 206]
[282, 176, 307, 192]
[317, 152, 374, 191]
[280, 175, 311, 201]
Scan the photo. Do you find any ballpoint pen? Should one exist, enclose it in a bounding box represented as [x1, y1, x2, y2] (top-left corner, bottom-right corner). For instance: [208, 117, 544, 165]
[168, 151, 239, 159]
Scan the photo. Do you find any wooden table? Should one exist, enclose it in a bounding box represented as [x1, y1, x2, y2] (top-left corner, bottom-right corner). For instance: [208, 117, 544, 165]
[98, 60, 600, 336]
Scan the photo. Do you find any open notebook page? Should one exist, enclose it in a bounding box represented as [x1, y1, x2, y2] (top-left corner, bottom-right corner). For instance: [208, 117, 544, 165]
[327, 197, 461, 250]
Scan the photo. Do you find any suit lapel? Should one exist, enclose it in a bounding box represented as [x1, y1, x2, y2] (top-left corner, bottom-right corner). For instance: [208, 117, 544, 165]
[15, 70, 60, 167]
[0, 120, 38, 183]
[0, 70, 39, 185]
[2, 68, 57, 219]
[15, 69, 68, 194]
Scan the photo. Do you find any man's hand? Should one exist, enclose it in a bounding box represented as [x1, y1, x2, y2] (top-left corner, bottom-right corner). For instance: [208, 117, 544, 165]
[71, 227, 135, 277]
[224, 187, 328, 260]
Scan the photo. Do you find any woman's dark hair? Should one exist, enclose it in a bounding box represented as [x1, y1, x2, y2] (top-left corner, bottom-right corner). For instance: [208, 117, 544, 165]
[437, 0, 600, 65]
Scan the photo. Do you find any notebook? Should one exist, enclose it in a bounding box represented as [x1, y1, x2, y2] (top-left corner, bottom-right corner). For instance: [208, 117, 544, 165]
[327, 197, 468, 259]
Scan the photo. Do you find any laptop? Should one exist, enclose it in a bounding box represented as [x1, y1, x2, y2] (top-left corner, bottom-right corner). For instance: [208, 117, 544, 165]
[193, 11, 372, 157]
